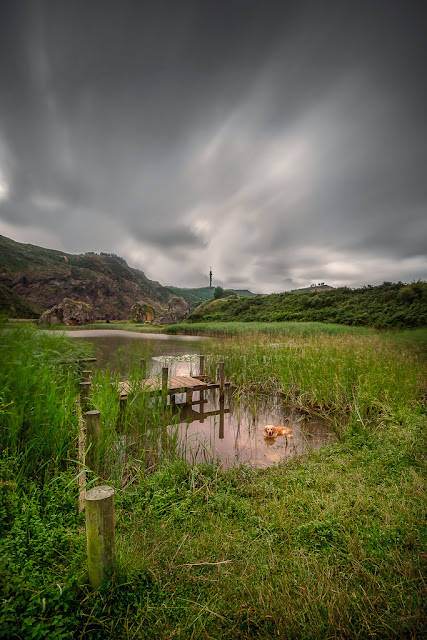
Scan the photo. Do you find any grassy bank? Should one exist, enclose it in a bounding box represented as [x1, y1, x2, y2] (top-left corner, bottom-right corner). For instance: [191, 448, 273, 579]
[0, 324, 425, 638]
[184, 281, 427, 329]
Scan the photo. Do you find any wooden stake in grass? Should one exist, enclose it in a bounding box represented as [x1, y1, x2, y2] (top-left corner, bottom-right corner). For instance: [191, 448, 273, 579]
[79, 381, 91, 412]
[85, 410, 100, 474]
[140, 358, 147, 378]
[85, 485, 116, 589]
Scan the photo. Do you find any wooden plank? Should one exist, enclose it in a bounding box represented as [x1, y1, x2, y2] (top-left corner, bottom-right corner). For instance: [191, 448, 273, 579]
[117, 375, 230, 398]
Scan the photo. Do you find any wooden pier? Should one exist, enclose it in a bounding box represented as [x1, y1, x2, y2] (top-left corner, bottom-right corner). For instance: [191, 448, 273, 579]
[117, 373, 229, 400]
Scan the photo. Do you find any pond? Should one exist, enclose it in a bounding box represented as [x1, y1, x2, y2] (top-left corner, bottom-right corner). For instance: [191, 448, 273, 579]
[67, 329, 334, 468]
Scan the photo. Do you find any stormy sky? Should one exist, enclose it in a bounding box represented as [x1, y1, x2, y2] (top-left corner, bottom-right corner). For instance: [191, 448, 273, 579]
[0, 1, 426, 292]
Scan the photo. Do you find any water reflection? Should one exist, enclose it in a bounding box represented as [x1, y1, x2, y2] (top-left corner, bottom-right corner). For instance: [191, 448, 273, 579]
[71, 330, 333, 468]
[171, 389, 333, 468]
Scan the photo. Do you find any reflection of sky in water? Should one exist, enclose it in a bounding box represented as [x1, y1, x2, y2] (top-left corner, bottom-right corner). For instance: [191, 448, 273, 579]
[171, 389, 333, 468]
[72, 331, 333, 468]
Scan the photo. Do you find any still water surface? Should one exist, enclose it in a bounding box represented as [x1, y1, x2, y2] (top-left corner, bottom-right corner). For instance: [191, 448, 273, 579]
[67, 330, 333, 468]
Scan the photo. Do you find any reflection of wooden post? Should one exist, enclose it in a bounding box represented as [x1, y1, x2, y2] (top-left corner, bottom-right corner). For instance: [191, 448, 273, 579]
[199, 390, 205, 423]
[140, 358, 147, 379]
[219, 400, 225, 439]
[85, 410, 100, 473]
[85, 486, 116, 589]
[218, 362, 225, 402]
[80, 381, 91, 412]
[199, 355, 205, 376]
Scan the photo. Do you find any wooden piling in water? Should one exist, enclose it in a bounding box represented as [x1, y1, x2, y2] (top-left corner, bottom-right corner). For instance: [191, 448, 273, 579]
[162, 367, 168, 396]
[85, 410, 100, 474]
[218, 361, 225, 401]
[85, 486, 116, 589]
[199, 355, 205, 376]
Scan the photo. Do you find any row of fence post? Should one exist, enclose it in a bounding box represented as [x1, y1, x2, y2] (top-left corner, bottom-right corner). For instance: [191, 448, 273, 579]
[79, 354, 225, 588]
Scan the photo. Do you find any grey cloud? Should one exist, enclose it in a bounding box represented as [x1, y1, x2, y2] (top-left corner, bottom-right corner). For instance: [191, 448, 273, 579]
[0, 0, 426, 291]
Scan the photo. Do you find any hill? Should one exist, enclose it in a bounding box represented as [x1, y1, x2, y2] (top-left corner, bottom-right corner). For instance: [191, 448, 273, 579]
[0, 235, 175, 320]
[168, 286, 255, 308]
[185, 282, 427, 329]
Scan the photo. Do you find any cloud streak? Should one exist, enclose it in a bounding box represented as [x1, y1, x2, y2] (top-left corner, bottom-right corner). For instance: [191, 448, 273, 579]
[0, 0, 426, 292]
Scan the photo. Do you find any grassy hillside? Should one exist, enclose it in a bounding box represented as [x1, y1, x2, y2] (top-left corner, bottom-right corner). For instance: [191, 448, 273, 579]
[186, 281, 427, 329]
[0, 235, 174, 319]
[168, 285, 255, 308]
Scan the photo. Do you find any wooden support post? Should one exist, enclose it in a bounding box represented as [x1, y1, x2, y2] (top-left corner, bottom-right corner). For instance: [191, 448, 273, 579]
[85, 486, 116, 589]
[199, 355, 205, 376]
[85, 410, 100, 473]
[219, 400, 225, 439]
[79, 381, 91, 412]
[218, 361, 225, 402]
[140, 358, 147, 378]
[117, 396, 127, 431]
[186, 389, 193, 405]
[162, 367, 168, 396]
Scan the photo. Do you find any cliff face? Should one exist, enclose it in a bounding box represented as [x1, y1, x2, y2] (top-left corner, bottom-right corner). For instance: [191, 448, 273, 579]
[0, 235, 180, 320]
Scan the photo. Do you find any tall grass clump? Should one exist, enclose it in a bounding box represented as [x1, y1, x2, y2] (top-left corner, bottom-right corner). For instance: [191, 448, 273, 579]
[202, 329, 426, 439]
[0, 325, 92, 482]
[165, 320, 375, 338]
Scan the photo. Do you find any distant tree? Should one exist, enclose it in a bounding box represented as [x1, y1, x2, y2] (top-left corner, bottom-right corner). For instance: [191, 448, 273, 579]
[214, 286, 224, 299]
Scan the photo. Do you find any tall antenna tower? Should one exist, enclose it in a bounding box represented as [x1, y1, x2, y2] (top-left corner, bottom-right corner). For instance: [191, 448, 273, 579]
[209, 266, 212, 288]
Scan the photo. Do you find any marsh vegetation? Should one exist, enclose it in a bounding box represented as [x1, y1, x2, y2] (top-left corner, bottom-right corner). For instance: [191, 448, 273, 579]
[0, 322, 425, 638]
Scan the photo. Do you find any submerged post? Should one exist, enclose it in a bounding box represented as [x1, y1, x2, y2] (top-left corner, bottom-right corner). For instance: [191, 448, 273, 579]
[218, 361, 225, 402]
[85, 410, 100, 473]
[85, 486, 116, 589]
[140, 358, 147, 379]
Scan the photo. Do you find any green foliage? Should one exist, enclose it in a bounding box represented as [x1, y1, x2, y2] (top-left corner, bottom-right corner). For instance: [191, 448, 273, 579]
[0, 323, 425, 638]
[213, 285, 224, 299]
[186, 281, 427, 329]
[0, 326, 91, 481]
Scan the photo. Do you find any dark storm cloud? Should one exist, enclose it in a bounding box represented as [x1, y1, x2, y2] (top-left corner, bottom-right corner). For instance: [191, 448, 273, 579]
[0, 0, 426, 291]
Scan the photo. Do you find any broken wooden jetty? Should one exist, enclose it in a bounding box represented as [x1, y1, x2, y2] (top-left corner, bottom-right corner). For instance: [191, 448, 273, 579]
[117, 360, 229, 403]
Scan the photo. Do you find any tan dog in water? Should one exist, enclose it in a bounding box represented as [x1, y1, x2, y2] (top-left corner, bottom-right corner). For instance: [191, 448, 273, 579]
[263, 424, 293, 438]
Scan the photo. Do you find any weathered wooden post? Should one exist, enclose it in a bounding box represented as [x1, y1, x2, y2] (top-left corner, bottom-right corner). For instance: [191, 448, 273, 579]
[218, 361, 225, 402]
[140, 358, 147, 379]
[186, 389, 193, 405]
[79, 381, 91, 412]
[199, 355, 205, 376]
[117, 396, 127, 432]
[85, 486, 116, 589]
[85, 410, 100, 473]
[162, 367, 168, 399]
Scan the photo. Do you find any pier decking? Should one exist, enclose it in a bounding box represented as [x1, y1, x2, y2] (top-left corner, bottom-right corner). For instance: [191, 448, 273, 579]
[118, 374, 229, 398]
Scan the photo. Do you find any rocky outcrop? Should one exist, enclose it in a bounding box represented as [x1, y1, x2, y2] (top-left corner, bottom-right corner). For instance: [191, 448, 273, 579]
[38, 298, 95, 326]
[131, 301, 156, 323]
[154, 296, 191, 325]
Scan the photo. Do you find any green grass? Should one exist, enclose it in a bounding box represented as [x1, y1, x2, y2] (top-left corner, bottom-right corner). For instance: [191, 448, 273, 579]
[0, 323, 425, 638]
[184, 281, 427, 329]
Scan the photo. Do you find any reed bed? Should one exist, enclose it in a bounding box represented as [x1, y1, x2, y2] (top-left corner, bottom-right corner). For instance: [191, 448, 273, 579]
[0, 322, 425, 639]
